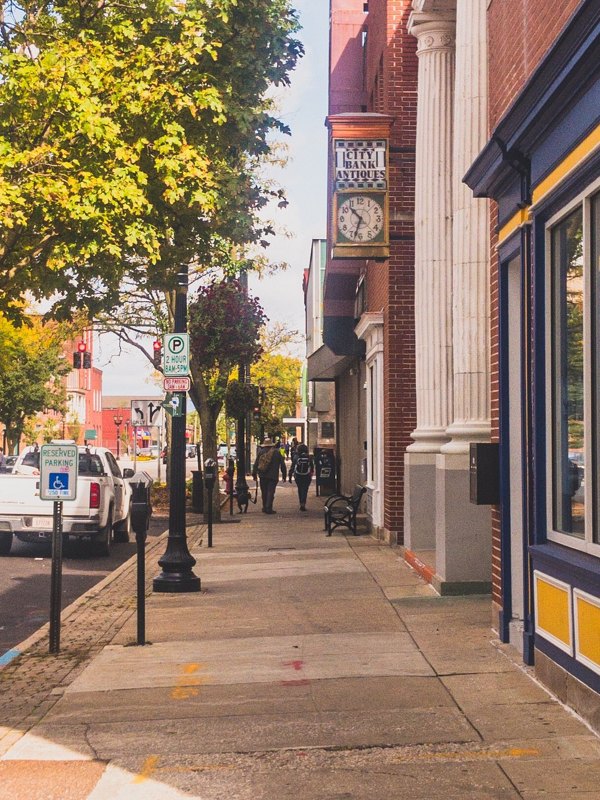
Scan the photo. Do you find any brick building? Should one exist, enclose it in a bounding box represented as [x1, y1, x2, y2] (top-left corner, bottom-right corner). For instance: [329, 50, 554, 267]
[307, 0, 417, 544]
[466, 0, 600, 728]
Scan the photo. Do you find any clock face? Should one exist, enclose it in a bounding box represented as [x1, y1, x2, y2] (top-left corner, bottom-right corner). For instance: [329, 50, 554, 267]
[337, 194, 385, 243]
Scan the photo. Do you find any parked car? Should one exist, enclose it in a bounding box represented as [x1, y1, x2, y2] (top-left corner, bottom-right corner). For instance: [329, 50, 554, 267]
[0, 444, 135, 556]
[1, 455, 17, 474]
[217, 444, 237, 467]
[162, 445, 198, 462]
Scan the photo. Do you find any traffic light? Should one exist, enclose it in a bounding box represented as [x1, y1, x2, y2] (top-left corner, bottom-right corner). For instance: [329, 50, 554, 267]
[73, 340, 91, 369]
[253, 406, 261, 422]
[153, 339, 162, 369]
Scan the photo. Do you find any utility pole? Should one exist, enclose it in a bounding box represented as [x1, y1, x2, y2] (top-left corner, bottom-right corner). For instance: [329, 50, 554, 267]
[154, 265, 201, 593]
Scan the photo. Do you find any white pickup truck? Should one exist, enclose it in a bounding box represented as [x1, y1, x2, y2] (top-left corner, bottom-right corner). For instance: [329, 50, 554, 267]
[0, 444, 133, 557]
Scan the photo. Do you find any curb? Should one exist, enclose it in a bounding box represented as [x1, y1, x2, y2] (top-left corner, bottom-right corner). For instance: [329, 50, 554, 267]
[0, 519, 174, 667]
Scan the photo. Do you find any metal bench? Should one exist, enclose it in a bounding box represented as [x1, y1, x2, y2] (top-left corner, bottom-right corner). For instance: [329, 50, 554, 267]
[323, 485, 366, 536]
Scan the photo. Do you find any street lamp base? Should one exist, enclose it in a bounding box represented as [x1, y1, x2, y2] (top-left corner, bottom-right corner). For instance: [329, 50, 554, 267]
[153, 572, 201, 593]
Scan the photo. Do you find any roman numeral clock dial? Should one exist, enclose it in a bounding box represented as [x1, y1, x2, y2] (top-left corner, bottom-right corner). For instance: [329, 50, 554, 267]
[337, 194, 385, 243]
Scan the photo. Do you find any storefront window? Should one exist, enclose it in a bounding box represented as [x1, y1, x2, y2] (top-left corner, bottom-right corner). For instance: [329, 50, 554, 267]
[551, 206, 584, 538]
[592, 194, 600, 543]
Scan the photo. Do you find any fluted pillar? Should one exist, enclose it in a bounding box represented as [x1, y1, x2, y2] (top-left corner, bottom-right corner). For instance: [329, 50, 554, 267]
[434, 0, 491, 593]
[407, 9, 456, 453]
[404, 5, 455, 552]
[442, 0, 490, 453]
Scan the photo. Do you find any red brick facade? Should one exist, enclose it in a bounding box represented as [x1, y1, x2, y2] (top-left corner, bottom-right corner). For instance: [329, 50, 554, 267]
[363, 1, 417, 542]
[488, 0, 581, 128]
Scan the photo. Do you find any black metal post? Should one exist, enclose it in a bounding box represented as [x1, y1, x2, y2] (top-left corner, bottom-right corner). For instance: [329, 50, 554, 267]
[49, 501, 63, 654]
[153, 265, 200, 593]
[136, 523, 146, 645]
[204, 459, 216, 548]
[227, 457, 235, 515]
[235, 271, 250, 508]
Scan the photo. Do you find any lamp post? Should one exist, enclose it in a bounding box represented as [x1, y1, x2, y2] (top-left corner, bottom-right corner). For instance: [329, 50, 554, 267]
[235, 270, 250, 508]
[153, 264, 201, 593]
[113, 414, 123, 460]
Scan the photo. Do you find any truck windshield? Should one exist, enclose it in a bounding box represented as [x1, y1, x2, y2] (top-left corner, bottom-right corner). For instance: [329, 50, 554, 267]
[20, 452, 104, 476]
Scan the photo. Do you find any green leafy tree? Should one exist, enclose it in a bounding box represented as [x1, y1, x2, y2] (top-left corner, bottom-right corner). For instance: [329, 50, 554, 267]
[251, 352, 301, 440]
[0, 316, 70, 450]
[189, 279, 266, 515]
[0, 0, 302, 321]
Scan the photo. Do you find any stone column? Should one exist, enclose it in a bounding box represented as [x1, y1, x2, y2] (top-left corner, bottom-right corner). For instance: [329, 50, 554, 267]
[404, 5, 456, 551]
[435, 0, 491, 593]
[442, 0, 490, 454]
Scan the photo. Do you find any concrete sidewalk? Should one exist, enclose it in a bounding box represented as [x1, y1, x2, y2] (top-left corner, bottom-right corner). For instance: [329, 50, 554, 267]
[1, 481, 600, 799]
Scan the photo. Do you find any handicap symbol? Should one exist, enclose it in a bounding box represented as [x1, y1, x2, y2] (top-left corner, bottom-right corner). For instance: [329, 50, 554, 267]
[49, 473, 69, 491]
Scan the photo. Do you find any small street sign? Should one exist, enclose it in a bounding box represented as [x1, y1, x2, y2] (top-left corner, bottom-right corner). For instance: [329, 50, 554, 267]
[161, 392, 184, 418]
[163, 333, 190, 377]
[163, 376, 191, 392]
[131, 399, 164, 428]
[39, 443, 78, 502]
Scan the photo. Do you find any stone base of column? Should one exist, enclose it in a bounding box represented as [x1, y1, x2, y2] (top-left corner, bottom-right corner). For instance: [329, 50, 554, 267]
[432, 452, 492, 595]
[404, 452, 437, 551]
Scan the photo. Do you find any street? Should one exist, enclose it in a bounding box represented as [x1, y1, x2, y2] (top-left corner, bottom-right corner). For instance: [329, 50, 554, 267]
[0, 513, 168, 656]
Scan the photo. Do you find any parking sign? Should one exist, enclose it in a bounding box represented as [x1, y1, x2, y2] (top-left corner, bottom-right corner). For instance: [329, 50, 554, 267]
[40, 444, 78, 501]
[163, 333, 190, 377]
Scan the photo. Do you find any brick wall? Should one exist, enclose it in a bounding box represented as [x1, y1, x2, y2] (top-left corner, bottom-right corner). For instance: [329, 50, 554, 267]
[488, 0, 581, 127]
[366, 0, 417, 543]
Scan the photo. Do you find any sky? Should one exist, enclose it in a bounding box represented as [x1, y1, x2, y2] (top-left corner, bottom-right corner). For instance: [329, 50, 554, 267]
[100, 1, 329, 396]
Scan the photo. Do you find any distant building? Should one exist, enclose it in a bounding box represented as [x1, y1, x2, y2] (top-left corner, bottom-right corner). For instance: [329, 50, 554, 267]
[302, 239, 336, 455]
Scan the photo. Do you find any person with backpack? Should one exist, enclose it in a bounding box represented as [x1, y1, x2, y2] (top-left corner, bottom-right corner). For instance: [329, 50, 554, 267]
[292, 443, 314, 511]
[252, 438, 283, 514]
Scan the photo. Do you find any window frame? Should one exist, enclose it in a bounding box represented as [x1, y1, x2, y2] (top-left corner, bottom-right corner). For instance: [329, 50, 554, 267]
[545, 180, 600, 555]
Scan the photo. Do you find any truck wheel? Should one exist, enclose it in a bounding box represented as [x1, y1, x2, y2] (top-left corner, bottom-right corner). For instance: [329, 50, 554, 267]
[93, 509, 113, 557]
[0, 533, 12, 556]
[113, 505, 131, 543]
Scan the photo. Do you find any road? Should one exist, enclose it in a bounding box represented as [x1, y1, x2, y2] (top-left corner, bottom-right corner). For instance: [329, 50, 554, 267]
[0, 513, 169, 656]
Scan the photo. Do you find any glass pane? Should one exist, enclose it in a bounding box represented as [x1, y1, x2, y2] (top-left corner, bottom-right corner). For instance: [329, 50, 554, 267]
[551, 206, 584, 537]
[592, 194, 600, 543]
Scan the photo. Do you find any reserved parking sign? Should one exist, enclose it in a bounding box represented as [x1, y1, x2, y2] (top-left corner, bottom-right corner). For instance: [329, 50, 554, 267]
[40, 443, 79, 501]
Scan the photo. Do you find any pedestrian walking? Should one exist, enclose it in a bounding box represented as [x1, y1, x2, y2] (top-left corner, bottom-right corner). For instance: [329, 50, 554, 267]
[288, 437, 298, 482]
[277, 440, 287, 482]
[292, 443, 314, 511]
[252, 438, 283, 514]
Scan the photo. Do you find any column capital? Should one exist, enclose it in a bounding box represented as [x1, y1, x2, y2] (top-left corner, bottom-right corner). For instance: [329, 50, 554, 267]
[409, 10, 456, 54]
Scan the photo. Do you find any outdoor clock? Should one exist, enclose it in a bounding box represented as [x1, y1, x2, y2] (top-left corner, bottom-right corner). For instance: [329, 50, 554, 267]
[336, 193, 385, 244]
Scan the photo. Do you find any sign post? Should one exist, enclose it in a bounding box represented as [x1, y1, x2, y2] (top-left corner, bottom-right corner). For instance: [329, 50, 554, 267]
[39, 443, 78, 654]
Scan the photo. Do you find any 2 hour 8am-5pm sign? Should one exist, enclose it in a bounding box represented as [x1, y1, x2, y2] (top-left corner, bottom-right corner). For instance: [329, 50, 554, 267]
[39, 443, 78, 501]
[163, 333, 190, 377]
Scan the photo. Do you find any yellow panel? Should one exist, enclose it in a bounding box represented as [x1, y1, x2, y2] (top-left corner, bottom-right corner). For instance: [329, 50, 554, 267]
[576, 596, 600, 667]
[536, 576, 571, 647]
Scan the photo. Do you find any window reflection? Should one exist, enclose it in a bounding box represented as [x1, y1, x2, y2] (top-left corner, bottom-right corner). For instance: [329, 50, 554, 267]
[552, 206, 584, 537]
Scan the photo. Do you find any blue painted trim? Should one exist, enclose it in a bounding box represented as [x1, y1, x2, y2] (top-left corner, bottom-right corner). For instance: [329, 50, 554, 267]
[497, 248, 518, 643]
[521, 224, 536, 666]
[536, 636, 600, 695]
[532, 221, 548, 547]
[0, 648, 21, 667]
